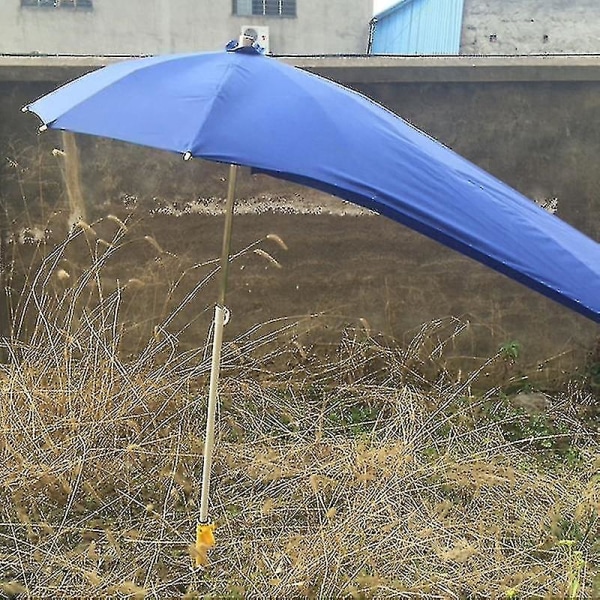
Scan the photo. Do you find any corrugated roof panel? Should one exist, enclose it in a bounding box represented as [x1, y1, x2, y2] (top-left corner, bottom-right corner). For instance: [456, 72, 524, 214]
[371, 0, 465, 55]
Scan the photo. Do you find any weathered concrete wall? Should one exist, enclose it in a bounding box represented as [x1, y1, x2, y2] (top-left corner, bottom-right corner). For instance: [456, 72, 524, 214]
[1, 57, 599, 380]
[0, 0, 371, 56]
[461, 0, 600, 55]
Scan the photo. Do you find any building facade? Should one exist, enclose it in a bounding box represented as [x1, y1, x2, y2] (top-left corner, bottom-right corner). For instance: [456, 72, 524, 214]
[1, 0, 372, 56]
[460, 0, 600, 55]
[370, 0, 465, 55]
[371, 0, 600, 55]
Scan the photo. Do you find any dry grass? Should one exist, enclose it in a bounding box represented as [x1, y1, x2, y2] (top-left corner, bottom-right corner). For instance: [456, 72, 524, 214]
[1, 226, 599, 599]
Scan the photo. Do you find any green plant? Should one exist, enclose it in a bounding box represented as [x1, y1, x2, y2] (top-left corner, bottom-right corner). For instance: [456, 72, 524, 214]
[326, 401, 380, 435]
[557, 540, 585, 599]
[585, 362, 600, 390]
[499, 340, 521, 363]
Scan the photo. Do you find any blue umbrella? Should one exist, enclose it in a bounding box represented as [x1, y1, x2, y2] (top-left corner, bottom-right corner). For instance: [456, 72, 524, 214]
[23, 40, 600, 560]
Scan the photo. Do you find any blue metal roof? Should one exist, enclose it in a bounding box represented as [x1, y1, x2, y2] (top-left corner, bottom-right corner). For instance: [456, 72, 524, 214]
[371, 0, 465, 55]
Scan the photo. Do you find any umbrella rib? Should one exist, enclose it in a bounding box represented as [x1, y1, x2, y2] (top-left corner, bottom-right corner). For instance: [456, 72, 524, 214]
[186, 60, 237, 158]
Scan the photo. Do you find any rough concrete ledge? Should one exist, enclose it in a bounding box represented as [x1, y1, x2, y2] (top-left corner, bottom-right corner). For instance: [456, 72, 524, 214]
[291, 54, 600, 83]
[3, 53, 600, 84]
[0, 55, 126, 82]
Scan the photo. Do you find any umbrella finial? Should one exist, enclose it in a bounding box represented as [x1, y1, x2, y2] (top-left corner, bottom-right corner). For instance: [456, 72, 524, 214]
[225, 30, 265, 55]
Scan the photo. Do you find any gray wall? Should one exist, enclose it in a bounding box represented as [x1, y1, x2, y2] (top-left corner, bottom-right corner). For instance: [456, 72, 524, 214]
[0, 0, 372, 55]
[1, 57, 599, 380]
[461, 0, 600, 54]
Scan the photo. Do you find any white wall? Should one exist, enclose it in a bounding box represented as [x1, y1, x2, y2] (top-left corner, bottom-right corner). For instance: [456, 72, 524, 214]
[461, 0, 600, 54]
[0, 0, 372, 55]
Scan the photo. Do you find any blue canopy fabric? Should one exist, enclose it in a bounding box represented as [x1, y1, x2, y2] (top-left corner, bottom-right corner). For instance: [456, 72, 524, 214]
[25, 50, 600, 322]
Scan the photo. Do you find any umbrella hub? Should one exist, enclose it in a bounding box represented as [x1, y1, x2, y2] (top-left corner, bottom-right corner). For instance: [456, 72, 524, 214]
[225, 33, 265, 55]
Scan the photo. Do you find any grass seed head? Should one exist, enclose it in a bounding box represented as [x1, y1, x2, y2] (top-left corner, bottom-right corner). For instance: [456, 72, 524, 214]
[56, 268, 70, 282]
[76, 220, 97, 237]
[144, 235, 164, 254]
[107, 214, 128, 231]
[266, 233, 289, 250]
[253, 248, 282, 268]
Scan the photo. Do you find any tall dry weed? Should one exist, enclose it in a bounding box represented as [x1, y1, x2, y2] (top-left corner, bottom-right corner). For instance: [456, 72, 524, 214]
[0, 229, 598, 599]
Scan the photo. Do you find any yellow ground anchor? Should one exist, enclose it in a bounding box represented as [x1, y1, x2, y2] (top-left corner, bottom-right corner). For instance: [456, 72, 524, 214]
[194, 522, 215, 567]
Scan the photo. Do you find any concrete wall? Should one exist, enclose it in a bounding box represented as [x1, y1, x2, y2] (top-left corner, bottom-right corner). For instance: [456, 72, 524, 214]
[461, 0, 600, 54]
[1, 56, 599, 380]
[0, 0, 372, 56]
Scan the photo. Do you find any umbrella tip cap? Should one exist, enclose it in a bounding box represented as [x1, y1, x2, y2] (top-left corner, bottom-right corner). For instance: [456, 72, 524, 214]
[38, 124, 48, 133]
[226, 37, 265, 55]
[21, 105, 29, 113]
[194, 522, 216, 567]
[183, 151, 192, 161]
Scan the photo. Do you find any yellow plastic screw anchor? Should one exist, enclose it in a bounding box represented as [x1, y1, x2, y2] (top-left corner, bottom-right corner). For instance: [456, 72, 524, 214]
[194, 522, 215, 567]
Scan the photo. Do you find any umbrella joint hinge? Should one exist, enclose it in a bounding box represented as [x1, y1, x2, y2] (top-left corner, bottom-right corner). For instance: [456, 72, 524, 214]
[217, 305, 231, 326]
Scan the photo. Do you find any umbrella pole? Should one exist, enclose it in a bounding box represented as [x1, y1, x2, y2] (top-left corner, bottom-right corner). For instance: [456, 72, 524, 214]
[196, 164, 238, 565]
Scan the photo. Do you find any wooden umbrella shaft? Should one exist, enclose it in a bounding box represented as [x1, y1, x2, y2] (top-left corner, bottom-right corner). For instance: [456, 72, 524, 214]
[217, 165, 238, 306]
[199, 163, 238, 523]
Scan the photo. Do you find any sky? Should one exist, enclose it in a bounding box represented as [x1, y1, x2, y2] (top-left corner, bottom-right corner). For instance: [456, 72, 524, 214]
[373, 0, 398, 14]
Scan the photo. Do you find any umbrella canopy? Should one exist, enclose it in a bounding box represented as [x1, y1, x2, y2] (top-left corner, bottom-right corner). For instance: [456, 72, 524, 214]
[23, 43, 600, 564]
[25, 48, 600, 322]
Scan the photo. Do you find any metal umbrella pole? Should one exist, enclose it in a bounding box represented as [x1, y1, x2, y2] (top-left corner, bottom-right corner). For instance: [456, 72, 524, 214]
[196, 164, 238, 566]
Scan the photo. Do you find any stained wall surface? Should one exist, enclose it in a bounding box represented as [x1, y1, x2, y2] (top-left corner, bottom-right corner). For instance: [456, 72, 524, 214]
[461, 0, 600, 54]
[1, 57, 599, 379]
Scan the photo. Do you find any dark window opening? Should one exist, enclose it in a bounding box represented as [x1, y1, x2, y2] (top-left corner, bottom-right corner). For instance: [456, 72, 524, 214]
[233, 0, 296, 17]
[21, 0, 93, 9]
